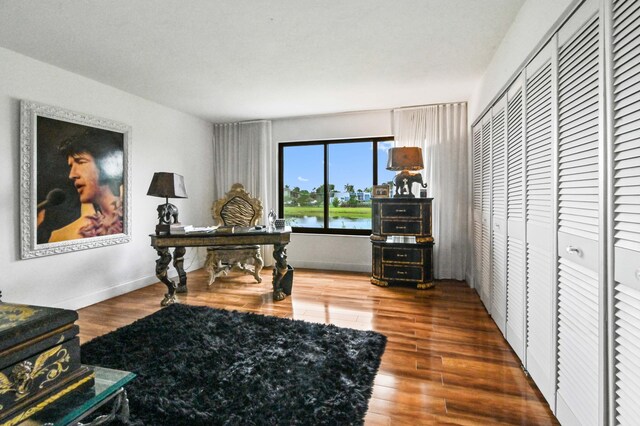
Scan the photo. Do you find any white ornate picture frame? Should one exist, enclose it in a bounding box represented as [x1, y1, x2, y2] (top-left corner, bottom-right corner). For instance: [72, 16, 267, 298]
[20, 100, 132, 258]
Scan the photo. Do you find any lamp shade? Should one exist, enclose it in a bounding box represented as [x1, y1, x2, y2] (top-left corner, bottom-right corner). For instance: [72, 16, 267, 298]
[147, 172, 188, 198]
[386, 147, 424, 171]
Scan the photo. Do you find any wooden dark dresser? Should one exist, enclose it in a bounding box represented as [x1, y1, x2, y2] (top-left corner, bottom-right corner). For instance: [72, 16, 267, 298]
[370, 197, 434, 289]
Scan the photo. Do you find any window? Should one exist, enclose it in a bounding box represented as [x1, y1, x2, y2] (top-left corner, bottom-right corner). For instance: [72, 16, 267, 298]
[278, 137, 395, 235]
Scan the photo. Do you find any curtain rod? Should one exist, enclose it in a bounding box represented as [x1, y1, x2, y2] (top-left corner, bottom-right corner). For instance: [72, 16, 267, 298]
[393, 101, 467, 112]
[213, 119, 270, 126]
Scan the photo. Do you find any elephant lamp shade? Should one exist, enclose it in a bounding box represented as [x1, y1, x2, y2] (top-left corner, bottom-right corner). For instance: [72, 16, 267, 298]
[147, 172, 188, 235]
[386, 147, 427, 198]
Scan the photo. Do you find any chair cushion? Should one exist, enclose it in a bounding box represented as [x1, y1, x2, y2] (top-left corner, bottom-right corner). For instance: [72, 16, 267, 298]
[220, 197, 255, 226]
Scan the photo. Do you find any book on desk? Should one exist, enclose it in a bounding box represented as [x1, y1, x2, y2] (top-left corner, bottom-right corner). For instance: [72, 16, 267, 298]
[169, 224, 269, 235]
[170, 224, 216, 235]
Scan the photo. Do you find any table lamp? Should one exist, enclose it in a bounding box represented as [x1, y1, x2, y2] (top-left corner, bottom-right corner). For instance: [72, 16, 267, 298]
[386, 147, 427, 198]
[147, 172, 188, 235]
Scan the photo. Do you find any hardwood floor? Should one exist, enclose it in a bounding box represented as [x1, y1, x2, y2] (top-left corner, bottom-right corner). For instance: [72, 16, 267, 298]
[77, 268, 559, 425]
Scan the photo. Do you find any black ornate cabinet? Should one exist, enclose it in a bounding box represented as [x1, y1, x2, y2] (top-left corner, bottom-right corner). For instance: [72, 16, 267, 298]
[370, 198, 434, 289]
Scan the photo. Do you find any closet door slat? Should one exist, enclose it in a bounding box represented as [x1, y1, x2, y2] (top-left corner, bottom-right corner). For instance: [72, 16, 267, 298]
[612, 1, 640, 424]
[506, 84, 526, 359]
[480, 116, 492, 307]
[558, 15, 600, 239]
[492, 105, 507, 333]
[524, 54, 554, 403]
[556, 10, 601, 426]
[473, 124, 483, 294]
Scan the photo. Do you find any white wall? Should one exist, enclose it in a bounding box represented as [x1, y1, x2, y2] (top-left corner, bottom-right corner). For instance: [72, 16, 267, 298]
[468, 0, 576, 123]
[465, 0, 576, 287]
[0, 47, 213, 309]
[272, 109, 392, 272]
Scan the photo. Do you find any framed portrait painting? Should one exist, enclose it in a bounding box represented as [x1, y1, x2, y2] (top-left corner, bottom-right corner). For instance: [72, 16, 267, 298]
[20, 100, 132, 258]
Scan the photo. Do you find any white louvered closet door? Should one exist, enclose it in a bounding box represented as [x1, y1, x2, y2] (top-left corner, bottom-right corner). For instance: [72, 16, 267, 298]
[524, 43, 556, 405]
[491, 97, 508, 335]
[555, 0, 603, 424]
[506, 76, 527, 361]
[611, 0, 640, 424]
[481, 113, 493, 308]
[472, 124, 483, 293]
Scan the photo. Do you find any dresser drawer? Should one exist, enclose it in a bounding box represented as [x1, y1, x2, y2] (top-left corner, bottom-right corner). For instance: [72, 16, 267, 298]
[383, 265, 424, 281]
[381, 220, 422, 235]
[381, 203, 421, 218]
[382, 247, 423, 264]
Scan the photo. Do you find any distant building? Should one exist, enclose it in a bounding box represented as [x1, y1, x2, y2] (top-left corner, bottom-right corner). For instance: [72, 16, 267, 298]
[333, 191, 371, 203]
[356, 191, 371, 201]
[334, 192, 351, 202]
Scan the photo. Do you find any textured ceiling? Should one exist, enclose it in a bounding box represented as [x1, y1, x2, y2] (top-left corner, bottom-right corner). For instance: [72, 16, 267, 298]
[0, 0, 525, 123]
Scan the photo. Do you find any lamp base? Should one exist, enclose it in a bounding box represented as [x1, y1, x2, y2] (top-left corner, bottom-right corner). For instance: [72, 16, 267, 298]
[392, 170, 425, 198]
[393, 192, 416, 198]
[155, 224, 171, 235]
[155, 202, 180, 235]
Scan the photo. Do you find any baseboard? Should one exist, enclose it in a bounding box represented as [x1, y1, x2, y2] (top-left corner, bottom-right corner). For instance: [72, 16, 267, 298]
[57, 260, 205, 310]
[288, 260, 370, 273]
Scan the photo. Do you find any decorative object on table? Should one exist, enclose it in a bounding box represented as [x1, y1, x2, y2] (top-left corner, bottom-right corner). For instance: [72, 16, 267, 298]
[146, 172, 188, 235]
[420, 187, 428, 198]
[206, 183, 264, 285]
[274, 218, 286, 230]
[370, 197, 435, 289]
[267, 208, 277, 230]
[81, 304, 386, 425]
[0, 302, 95, 425]
[19, 100, 131, 259]
[386, 146, 428, 198]
[372, 184, 390, 198]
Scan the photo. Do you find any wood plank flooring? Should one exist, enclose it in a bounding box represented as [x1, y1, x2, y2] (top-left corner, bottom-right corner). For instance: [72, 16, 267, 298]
[77, 268, 559, 425]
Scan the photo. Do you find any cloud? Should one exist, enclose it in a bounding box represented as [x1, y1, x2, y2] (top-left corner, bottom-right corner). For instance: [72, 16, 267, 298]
[297, 176, 309, 182]
[378, 141, 394, 152]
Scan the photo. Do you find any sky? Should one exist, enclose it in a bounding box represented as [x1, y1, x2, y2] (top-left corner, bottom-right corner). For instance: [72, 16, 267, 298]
[283, 141, 395, 193]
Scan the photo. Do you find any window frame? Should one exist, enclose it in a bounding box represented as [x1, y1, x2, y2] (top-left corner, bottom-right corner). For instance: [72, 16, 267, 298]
[278, 136, 394, 235]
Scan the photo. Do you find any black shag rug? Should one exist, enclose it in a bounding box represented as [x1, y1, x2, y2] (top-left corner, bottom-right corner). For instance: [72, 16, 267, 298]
[81, 304, 386, 425]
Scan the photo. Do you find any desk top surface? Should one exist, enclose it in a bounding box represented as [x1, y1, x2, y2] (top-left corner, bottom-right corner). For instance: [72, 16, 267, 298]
[151, 226, 291, 238]
[150, 226, 292, 247]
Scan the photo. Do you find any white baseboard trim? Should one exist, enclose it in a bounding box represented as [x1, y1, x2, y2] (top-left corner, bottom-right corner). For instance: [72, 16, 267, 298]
[58, 260, 204, 310]
[289, 260, 370, 273]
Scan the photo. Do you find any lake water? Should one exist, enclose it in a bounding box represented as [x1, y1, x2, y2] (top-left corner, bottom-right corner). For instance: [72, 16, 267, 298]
[286, 215, 371, 230]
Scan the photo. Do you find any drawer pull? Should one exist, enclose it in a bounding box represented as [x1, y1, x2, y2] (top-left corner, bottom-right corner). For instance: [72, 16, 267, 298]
[396, 226, 407, 230]
[566, 246, 582, 257]
[397, 254, 407, 258]
[495, 224, 500, 229]
[395, 209, 407, 213]
[397, 271, 407, 275]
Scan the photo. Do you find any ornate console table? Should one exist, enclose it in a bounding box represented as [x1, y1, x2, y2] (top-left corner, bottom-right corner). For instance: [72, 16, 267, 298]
[150, 227, 292, 306]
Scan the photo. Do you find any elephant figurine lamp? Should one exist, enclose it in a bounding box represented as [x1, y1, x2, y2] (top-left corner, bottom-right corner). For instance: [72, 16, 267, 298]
[147, 172, 188, 234]
[386, 147, 428, 198]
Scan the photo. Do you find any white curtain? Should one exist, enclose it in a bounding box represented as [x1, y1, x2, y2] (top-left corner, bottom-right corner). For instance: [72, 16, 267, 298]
[212, 120, 276, 264]
[393, 103, 469, 280]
